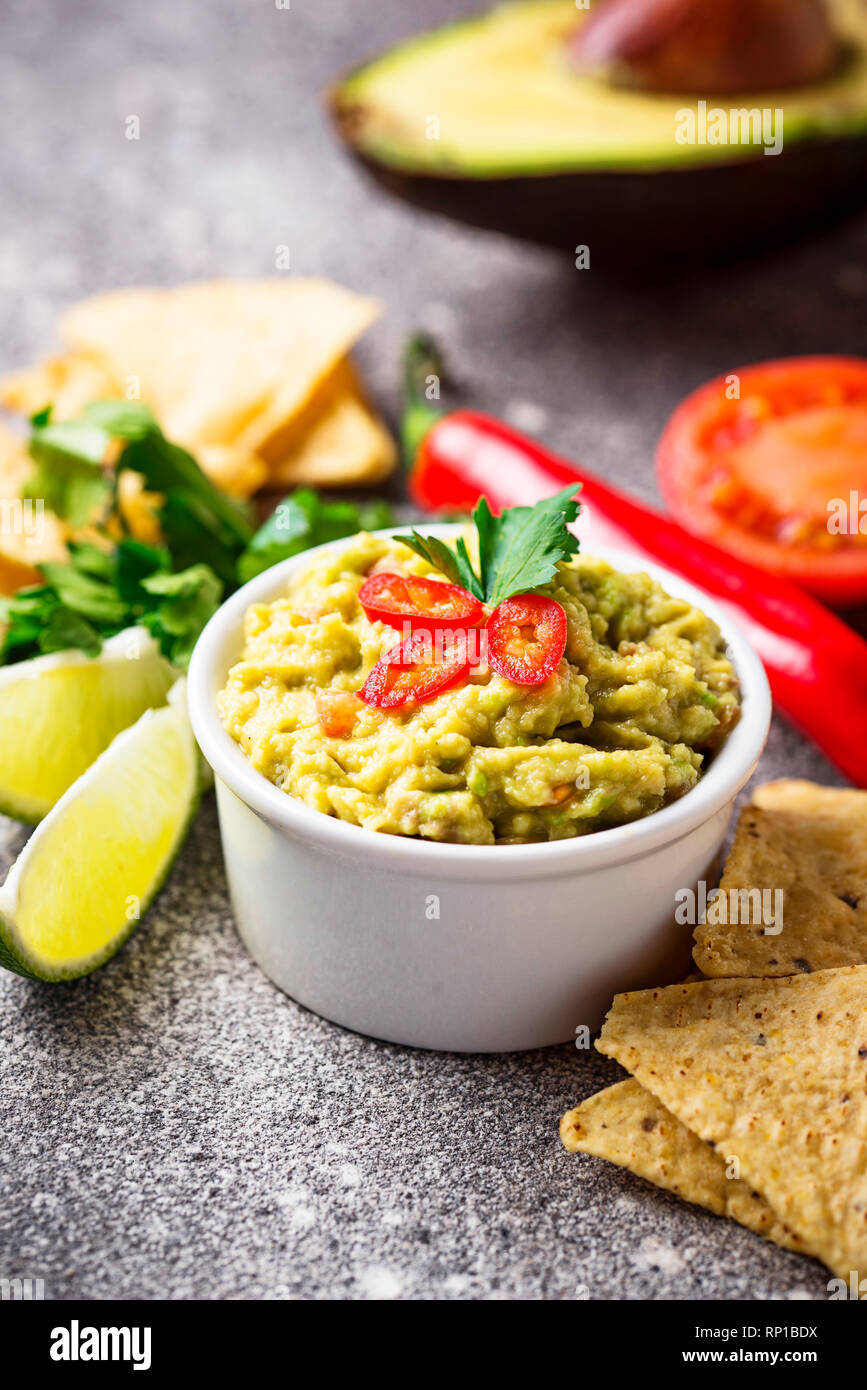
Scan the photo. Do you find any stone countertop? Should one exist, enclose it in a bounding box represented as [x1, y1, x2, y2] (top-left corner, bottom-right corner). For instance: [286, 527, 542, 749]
[1, 0, 864, 1301]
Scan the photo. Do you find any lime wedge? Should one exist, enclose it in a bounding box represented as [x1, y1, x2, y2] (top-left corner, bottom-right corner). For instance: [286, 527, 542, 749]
[0, 683, 199, 981]
[0, 627, 175, 824]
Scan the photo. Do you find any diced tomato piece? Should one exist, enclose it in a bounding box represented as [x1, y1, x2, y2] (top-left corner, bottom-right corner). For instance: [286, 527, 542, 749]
[358, 571, 483, 632]
[315, 689, 362, 738]
[359, 630, 471, 709]
[486, 594, 567, 686]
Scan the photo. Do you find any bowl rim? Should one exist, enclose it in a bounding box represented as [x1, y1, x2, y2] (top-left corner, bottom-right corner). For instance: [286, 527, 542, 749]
[187, 526, 771, 880]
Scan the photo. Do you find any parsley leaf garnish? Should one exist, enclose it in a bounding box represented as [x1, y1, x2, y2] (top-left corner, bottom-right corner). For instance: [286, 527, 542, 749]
[397, 485, 581, 605]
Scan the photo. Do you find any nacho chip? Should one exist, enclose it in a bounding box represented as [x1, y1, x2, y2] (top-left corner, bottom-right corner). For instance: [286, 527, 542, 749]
[193, 444, 269, 499]
[560, 1079, 802, 1253]
[1, 351, 119, 422]
[59, 279, 382, 458]
[596, 966, 867, 1281]
[694, 780, 867, 978]
[2, 280, 394, 499]
[265, 360, 396, 488]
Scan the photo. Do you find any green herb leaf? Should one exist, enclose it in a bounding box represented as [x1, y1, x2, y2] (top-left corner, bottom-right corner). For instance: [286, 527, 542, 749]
[115, 538, 171, 604]
[81, 400, 159, 439]
[396, 485, 581, 606]
[5, 399, 396, 672]
[159, 490, 241, 588]
[38, 561, 129, 626]
[23, 398, 253, 587]
[65, 541, 116, 582]
[140, 563, 223, 667]
[0, 588, 56, 661]
[121, 430, 253, 548]
[25, 419, 113, 528]
[395, 530, 483, 598]
[481, 485, 581, 606]
[38, 608, 103, 657]
[237, 489, 395, 583]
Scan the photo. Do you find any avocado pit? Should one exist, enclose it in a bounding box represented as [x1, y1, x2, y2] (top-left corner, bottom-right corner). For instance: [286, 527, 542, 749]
[573, 0, 840, 94]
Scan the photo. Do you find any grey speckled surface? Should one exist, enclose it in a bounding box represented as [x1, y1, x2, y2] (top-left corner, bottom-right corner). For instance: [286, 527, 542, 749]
[1, 0, 865, 1301]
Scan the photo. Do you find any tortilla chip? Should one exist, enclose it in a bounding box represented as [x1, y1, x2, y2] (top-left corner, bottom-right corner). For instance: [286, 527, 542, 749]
[266, 360, 396, 488]
[560, 1079, 803, 1253]
[0, 351, 119, 421]
[194, 444, 269, 499]
[2, 280, 394, 498]
[59, 279, 382, 458]
[0, 422, 67, 590]
[596, 966, 867, 1281]
[694, 780, 867, 978]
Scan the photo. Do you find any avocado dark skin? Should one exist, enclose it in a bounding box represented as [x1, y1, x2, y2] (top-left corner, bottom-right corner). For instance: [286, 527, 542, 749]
[330, 1, 867, 266]
[336, 128, 867, 269]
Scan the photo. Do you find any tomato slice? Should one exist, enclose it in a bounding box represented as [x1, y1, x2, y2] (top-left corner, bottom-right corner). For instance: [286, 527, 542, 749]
[486, 594, 567, 686]
[656, 356, 867, 605]
[359, 630, 471, 709]
[359, 571, 483, 631]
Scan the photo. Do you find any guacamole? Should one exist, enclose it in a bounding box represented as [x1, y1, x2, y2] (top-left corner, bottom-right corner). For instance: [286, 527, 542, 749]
[219, 535, 741, 845]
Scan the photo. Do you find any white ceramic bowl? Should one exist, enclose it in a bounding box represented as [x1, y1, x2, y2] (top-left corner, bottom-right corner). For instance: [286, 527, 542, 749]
[188, 530, 771, 1053]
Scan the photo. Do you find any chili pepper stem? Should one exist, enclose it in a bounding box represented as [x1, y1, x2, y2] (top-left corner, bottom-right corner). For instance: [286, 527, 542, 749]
[401, 333, 446, 470]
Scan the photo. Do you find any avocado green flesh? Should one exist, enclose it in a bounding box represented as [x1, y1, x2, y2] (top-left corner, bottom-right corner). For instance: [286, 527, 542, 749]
[334, 0, 867, 176]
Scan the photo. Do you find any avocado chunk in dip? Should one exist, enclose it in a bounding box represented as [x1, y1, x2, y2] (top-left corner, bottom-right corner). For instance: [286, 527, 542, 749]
[218, 535, 741, 845]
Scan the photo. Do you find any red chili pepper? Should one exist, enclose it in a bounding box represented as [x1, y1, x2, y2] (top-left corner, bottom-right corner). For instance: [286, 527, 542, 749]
[401, 339, 867, 786]
[487, 594, 567, 686]
[359, 571, 483, 632]
[360, 630, 471, 709]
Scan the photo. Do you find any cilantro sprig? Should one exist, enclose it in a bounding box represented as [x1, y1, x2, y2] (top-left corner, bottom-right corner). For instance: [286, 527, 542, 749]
[0, 539, 222, 668]
[1, 400, 394, 670]
[396, 485, 581, 606]
[26, 400, 252, 561]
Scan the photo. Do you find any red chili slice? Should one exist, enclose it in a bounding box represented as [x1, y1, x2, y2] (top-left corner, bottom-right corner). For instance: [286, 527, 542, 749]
[359, 630, 471, 709]
[359, 571, 483, 631]
[486, 594, 567, 686]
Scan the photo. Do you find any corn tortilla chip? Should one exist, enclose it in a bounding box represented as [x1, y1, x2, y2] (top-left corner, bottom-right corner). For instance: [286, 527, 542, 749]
[0, 351, 119, 422]
[694, 780, 867, 978]
[2, 280, 394, 498]
[59, 279, 382, 457]
[596, 966, 867, 1281]
[560, 1079, 803, 1253]
[266, 360, 396, 488]
[193, 444, 269, 499]
[255, 357, 359, 466]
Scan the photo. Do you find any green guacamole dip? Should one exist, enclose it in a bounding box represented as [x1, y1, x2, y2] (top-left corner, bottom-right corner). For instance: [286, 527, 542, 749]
[219, 534, 741, 845]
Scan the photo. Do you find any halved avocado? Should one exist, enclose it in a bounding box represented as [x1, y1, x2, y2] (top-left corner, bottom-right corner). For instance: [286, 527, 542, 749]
[331, 0, 867, 262]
